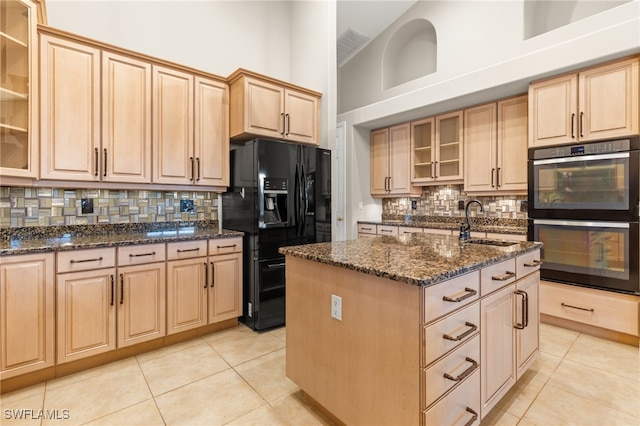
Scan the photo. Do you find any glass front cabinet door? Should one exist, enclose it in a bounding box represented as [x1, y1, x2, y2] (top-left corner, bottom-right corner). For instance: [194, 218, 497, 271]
[0, 0, 40, 178]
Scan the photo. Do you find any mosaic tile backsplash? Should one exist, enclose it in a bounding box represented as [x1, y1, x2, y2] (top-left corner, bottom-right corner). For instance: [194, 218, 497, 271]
[382, 185, 528, 220]
[0, 187, 219, 228]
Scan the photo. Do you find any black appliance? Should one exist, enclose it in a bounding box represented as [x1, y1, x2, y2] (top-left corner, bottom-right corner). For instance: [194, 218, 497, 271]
[222, 139, 332, 330]
[528, 136, 640, 295]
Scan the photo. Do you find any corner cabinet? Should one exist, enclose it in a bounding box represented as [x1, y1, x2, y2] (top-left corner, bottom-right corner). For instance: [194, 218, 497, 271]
[0, 0, 41, 179]
[371, 124, 422, 197]
[0, 253, 55, 379]
[228, 69, 320, 145]
[529, 56, 639, 147]
[464, 95, 528, 193]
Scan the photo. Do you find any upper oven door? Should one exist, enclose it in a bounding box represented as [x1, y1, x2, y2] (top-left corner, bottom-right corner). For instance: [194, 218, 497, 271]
[528, 145, 639, 221]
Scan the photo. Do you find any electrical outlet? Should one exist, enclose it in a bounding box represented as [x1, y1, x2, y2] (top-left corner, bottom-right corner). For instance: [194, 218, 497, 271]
[180, 199, 194, 213]
[520, 200, 528, 212]
[411, 200, 418, 210]
[458, 200, 465, 210]
[331, 294, 342, 321]
[81, 198, 93, 214]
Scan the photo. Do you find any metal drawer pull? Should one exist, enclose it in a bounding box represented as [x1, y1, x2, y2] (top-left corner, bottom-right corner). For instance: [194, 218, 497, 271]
[443, 357, 478, 382]
[129, 252, 156, 257]
[524, 260, 543, 267]
[514, 290, 528, 329]
[443, 322, 478, 341]
[110, 275, 115, 306]
[204, 262, 208, 288]
[177, 248, 200, 253]
[70, 256, 103, 264]
[492, 271, 516, 281]
[561, 302, 594, 312]
[380, 229, 393, 233]
[267, 262, 286, 269]
[210, 262, 214, 287]
[443, 287, 477, 303]
[120, 274, 124, 304]
[216, 244, 237, 249]
[464, 407, 479, 426]
[361, 227, 372, 231]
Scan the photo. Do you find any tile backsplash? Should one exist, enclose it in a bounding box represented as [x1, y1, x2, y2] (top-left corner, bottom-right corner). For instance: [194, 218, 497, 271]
[0, 187, 219, 228]
[383, 185, 528, 219]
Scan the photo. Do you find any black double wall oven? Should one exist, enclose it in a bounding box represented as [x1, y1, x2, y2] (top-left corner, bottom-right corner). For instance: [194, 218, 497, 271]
[527, 136, 639, 295]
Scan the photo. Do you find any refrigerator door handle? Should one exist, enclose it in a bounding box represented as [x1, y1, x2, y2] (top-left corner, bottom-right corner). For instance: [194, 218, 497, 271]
[294, 163, 300, 234]
[301, 163, 307, 234]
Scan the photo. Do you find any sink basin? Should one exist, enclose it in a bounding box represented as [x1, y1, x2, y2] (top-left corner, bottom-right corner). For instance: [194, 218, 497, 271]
[466, 239, 518, 247]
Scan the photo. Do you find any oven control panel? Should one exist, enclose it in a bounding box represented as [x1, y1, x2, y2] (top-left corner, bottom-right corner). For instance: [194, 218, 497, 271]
[530, 138, 635, 160]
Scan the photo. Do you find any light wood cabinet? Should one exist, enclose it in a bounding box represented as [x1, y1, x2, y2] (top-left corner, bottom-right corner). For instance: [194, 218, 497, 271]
[529, 56, 639, 147]
[56, 248, 117, 364]
[411, 111, 464, 185]
[370, 124, 422, 197]
[464, 95, 528, 193]
[0, 0, 40, 178]
[153, 66, 229, 187]
[0, 253, 54, 379]
[228, 70, 320, 145]
[208, 251, 242, 323]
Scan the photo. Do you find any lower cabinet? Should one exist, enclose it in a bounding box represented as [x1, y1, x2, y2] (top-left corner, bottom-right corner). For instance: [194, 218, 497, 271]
[208, 238, 243, 323]
[0, 253, 55, 379]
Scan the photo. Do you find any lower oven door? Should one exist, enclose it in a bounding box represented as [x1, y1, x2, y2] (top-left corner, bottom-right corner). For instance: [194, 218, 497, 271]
[529, 219, 639, 295]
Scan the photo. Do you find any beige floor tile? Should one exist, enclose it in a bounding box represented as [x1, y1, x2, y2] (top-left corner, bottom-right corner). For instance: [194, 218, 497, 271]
[45, 357, 139, 391]
[0, 383, 46, 426]
[565, 333, 640, 381]
[235, 348, 298, 402]
[522, 351, 562, 381]
[138, 339, 230, 396]
[494, 372, 547, 419]
[547, 358, 640, 417]
[538, 323, 579, 357]
[203, 325, 285, 366]
[84, 399, 165, 426]
[154, 369, 265, 425]
[135, 337, 205, 364]
[522, 383, 638, 426]
[481, 406, 520, 426]
[269, 326, 286, 343]
[41, 362, 151, 426]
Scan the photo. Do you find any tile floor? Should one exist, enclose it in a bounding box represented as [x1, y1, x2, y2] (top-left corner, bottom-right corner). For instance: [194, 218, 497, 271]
[1, 323, 638, 426]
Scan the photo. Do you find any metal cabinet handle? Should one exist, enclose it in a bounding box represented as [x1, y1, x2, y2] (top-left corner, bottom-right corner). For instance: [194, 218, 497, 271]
[496, 167, 501, 187]
[190, 157, 194, 181]
[524, 260, 543, 267]
[464, 407, 479, 426]
[443, 287, 477, 303]
[129, 252, 156, 257]
[444, 357, 478, 382]
[579, 111, 584, 138]
[514, 290, 528, 329]
[70, 256, 103, 264]
[443, 322, 478, 341]
[285, 113, 290, 136]
[361, 227, 372, 231]
[561, 302, 594, 312]
[210, 261, 214, 287]
[110, 275, 115, 306]
[177, 248, 200, 253]
[571, 113, 576, 138]
[491, 168, 495, 188]
[103, 148, 107, 177]
[204, 262, 208, 288]
[380, 229, 393, 233]
[217, 244, 237, 249]
[196, 157, 201, 181]
[492, 271, 516, 281]
[120, 273, 124, 304]
[94, 148, 99, 176]
[281, 113, 286, 136]
[434, 161, 438, 178]
[430, 161, 434, 179]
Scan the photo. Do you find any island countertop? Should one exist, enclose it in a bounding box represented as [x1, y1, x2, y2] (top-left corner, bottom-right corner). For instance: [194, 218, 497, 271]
[279, 233, 541, 287]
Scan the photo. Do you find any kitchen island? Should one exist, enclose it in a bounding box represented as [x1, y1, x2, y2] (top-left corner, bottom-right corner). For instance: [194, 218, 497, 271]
[280, 233, 542, 426]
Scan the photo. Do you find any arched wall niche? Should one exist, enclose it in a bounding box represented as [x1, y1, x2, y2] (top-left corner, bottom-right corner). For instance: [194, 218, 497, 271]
[382, 19, 437, 90]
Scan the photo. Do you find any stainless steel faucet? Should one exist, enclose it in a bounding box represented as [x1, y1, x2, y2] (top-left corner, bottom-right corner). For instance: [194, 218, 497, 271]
[460, 199, 484, 241]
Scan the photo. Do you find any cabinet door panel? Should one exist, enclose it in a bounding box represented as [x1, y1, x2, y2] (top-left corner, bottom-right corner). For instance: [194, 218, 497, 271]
[516, 273, 539, 378]
[464, 103, 496, 192]
[118, 264, 166, 347]
[246, 78, 283, 137]
[0, 253, 54, 379]
[388, 124, 414, 194]
[529, 74, 578, 147]
[195, 77, 229, 186]
[102, 51, 152, 183]
[497, 95, 528, 191]
[370, 128, 389, 196]
[167, 259, 206, 334]
[152, 66, 194, 184]
[40, 34, 100, 180]
[57, 269, 116, 364]
[435, 111, 463, 182]
[209, 253, 242, 323]
[285, 89, 318, 144]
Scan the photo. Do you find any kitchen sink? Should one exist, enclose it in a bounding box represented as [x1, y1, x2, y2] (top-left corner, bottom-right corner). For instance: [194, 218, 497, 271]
[466, 239, 518, 247]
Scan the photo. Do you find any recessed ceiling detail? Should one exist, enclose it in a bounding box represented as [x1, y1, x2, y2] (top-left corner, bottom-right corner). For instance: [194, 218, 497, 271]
[337, 28, 370, 67]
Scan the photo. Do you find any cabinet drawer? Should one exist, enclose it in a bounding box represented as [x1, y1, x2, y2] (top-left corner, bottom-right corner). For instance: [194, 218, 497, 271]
[423, 228, 452, 236]
[423, 271, 480, 324]
[57, 247, 116, 273]
[117, 243, 166, 266]
[357, 224, 376, 235]
[540, 280, 639, 336]
[422, 301, 480, 367]
[167, 240, 207, 260]
[481, 258, 517, 295]
[422, 368, 480, 426]
[376, 225, 398, 236]
[399, 226, 423, 235]
[423, 335, 480, 410]
[209, 237, 242, 255]
[486, 232, 527, 242]
[517, 249, 542, 279]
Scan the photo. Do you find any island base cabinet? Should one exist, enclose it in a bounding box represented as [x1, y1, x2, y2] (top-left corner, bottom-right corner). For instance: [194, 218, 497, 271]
[0, 253, 55, 379]
[423, 370, 480, 426]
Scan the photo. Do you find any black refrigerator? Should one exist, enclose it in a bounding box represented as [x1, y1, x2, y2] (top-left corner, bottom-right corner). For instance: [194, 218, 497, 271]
[222, 139, 331, 330]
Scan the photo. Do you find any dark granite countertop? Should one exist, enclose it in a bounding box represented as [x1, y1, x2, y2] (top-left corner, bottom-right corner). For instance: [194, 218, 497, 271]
[359, 217, 527, 235]
[279, 233, 541, 287]
[0, 221, 244, 256]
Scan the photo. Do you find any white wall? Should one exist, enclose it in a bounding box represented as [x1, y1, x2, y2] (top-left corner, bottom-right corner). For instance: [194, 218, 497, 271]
[337, 0, 640, 239]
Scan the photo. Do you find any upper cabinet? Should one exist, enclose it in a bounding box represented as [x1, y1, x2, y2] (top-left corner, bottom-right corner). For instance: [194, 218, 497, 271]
[370, 124, 422, 197]
[0, 0, 41, 178]
[529, 56, 639, 147]
[228, 69, 320, 145]
[464, 95, 528, 193]
[410, 111, 464, 185]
